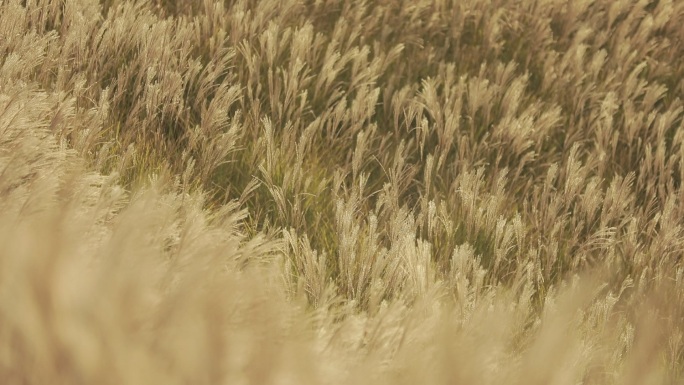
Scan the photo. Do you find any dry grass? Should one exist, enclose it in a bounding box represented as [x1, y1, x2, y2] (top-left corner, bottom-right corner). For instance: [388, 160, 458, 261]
[1, 0, 684, 383]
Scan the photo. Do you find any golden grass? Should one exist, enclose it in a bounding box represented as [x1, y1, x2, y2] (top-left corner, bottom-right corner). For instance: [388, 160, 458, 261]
[1, 0, 683, 383]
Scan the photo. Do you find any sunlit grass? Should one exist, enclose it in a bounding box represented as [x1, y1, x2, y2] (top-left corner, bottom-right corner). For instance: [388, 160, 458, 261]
[1, 0, 683, 383]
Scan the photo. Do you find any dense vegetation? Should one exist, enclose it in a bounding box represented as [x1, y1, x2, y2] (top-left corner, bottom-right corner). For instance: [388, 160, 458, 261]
[1, 0, 683, 383]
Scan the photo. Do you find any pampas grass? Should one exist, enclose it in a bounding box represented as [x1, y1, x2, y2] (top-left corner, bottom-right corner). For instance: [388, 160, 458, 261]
[1, 0, 683, 383]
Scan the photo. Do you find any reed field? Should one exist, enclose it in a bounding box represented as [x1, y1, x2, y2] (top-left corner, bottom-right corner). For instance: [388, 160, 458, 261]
[1, 0, 684, 383]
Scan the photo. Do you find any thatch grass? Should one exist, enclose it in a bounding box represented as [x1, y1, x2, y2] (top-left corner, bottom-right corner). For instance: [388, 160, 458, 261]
[1, 0, 683, 383]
